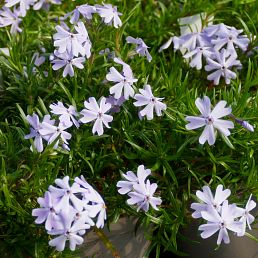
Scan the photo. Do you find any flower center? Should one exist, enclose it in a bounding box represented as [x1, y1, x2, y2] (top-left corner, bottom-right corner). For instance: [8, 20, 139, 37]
[98, 112, 103, 118]
[220, 221, 226, 228]
[150, 97, 155, 103]
[145, 195, 150, 201]
[205, 116, 214, 125]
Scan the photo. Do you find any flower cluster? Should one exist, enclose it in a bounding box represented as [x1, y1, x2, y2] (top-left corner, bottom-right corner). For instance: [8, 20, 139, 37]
[25, 83, 167, 151]
[51, 3, 123, 77]
[25, 113, 72, 152]
[25, 101, 80, 152]
[191, 185, 256, 245]
[24, 98, 114, 151]
[32, 175, 106, 251]
[161, 23, 249, 85]
[0, 0, 62, 33]
[51, 21, 90, 77]
[117, 165, 162, 212]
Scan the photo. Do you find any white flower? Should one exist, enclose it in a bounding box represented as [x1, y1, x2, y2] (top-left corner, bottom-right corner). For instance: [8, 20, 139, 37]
[63, 4, 96, 24]
[127, 179, 162, 212]
[75, 175, 107, 228]
[199, 201, 243, 245]
[32, 51, 46, 67]
[236, 194, 256, 236]
[32, 191, 62, 230]
[80, 97, 113, 136]
[133, 84, 167, 120]
[185, 96, 234, 145]
[48, 176, 87, 212]
[24, 114, 55, 152]
[0, 6, 22, 34]
[191, 185, 231, 219]
[50, 101, 79, 128]
[51, 50, 85, 77]
[106, 57, 138, 100]
[53, 22, 91, 58]
[211, 26, 250, 54]
[183, 46, 214, 70]
[158, 37, 174, 52]
[117, 165, 151, 194]
[48, 212, 90, 251]
[33, 0, 61, 10]
[126, 36, 152, 62]
[39, 120, 72, 149]
[5, 0, 35, 17]
[205, 49, 242, 85]
[95, 3, 122, 28]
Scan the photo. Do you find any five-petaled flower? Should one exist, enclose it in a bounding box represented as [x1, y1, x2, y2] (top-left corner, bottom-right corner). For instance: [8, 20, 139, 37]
[126, 36, 152, 62]
[51, 50, 86, 77]
[199, 201, 243, 245]
[185, 96, 234, 145]
[106, 57, 138, 100]
[80, 97, 113, 136]
[205, 49, 241, 85]
[133, 84, 167, 120]
[95, 3, 122, 28]
[191, 184, 231, 218]
[50, 101, 79, 128]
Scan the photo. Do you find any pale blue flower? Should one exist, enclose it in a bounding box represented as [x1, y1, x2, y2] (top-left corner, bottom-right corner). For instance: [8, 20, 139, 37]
[199, 201, 243, 245]
[32, 191, 62, 230]
[25, 113, 55, 152]
[0, 6, 22, 34]
[5, 0, 35, 17]
[95, 3, 122, 28]
[48, 176, 87, 213]
[127, 179, 162, 212]
[236, 194, 256, 236]
[80, 97, 113, 136]
[50, 101, 79, 128]
[133, 84, 167, 120]
[75, 175, 107, 228]
[191, 185, 231, 219]
[39, 120, 72, 149]
[106, 57, 138, 100]
[51, 50, 85, 77]
[205, 49, 241, 85]
[211, 26, 249, 54]
[183, 46, 214, 70]
[53, 22, 91, 58]
[117, 165, 151, 195]
[186, 96, 234, 145]
[48, 211, 90, 251]
[126, 36, 152, 62]
[63, 4, 96, 24]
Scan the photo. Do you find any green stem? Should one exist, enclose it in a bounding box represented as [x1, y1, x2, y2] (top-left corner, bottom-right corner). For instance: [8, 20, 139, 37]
[245, 232, 258, 243]
[94, 226, 121, 258]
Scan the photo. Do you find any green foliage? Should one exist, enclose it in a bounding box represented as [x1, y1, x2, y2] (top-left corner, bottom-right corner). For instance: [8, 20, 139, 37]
[0, 0, 257, 257]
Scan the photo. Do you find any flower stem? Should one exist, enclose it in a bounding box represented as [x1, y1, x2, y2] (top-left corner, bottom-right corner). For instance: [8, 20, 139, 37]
[94, 227, 121, 258]
[245, 232, 258, 243]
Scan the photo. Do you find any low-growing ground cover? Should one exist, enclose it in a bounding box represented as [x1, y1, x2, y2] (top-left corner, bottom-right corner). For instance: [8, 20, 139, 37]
[0, 0, 257, 257]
